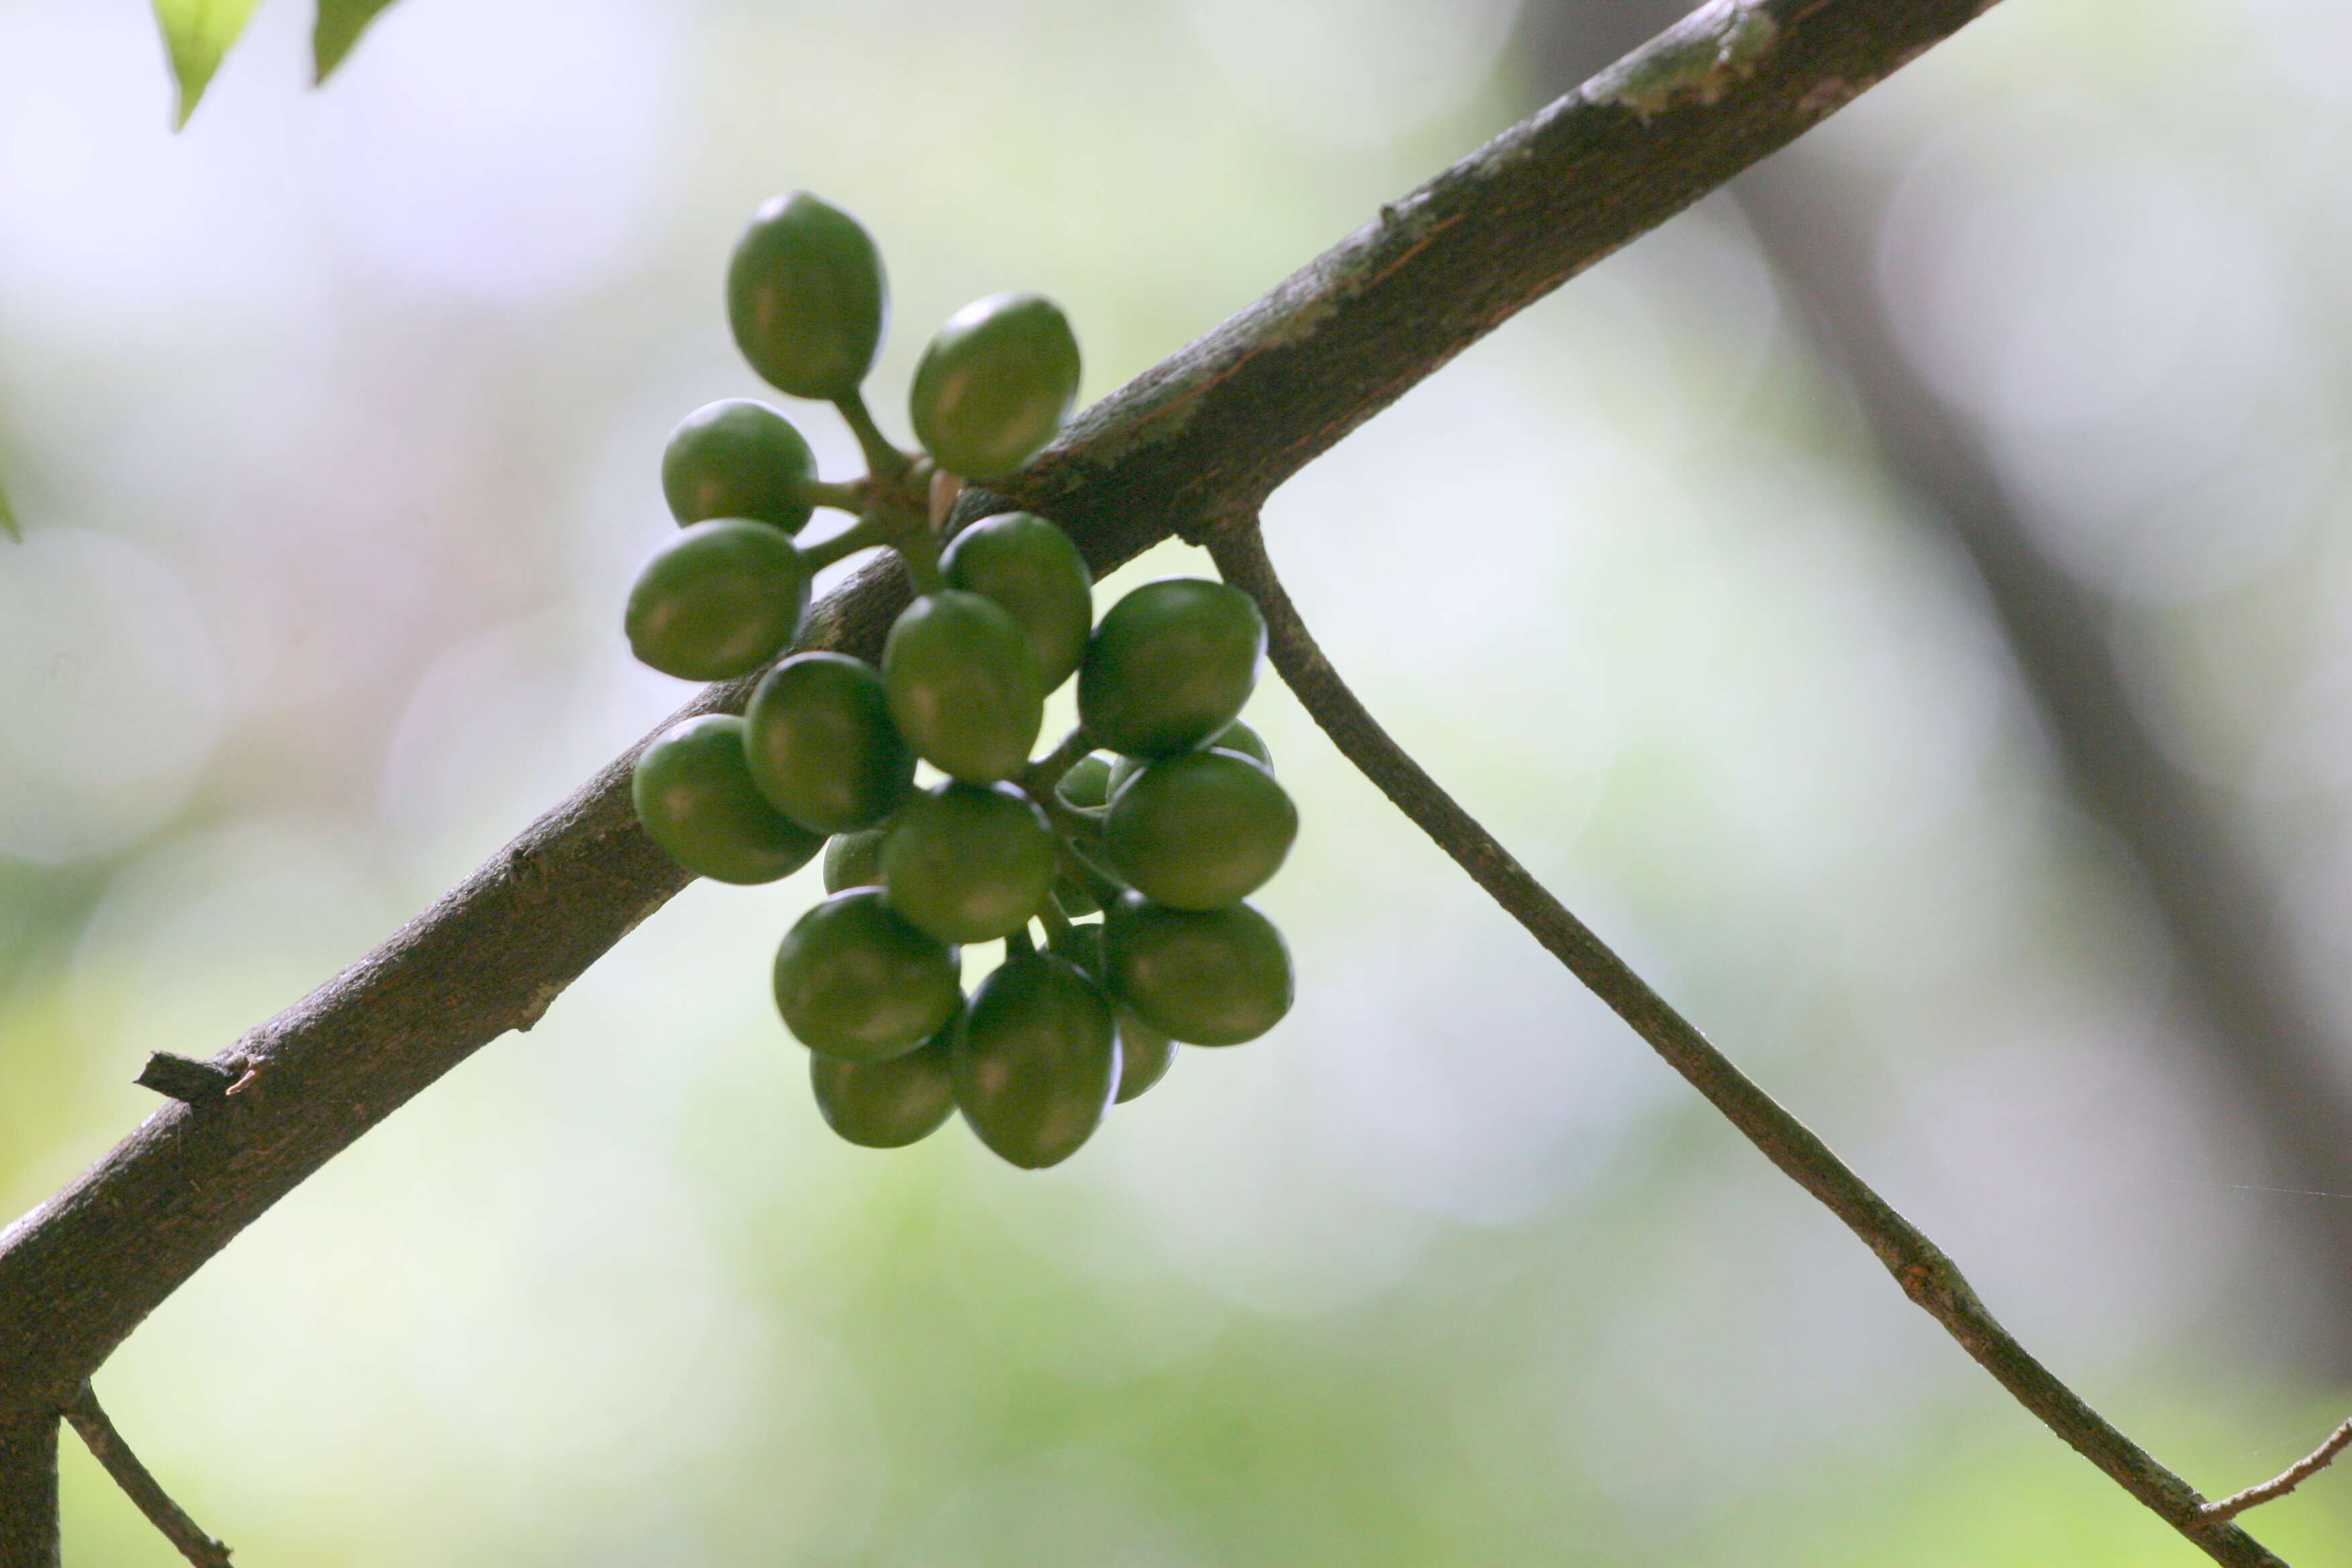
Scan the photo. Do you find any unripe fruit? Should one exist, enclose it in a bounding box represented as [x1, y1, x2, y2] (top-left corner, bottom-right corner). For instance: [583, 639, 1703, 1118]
[727, 192, 887, 401]
[744, 652, 913, 834]
[1103, 893, 1292, 1046]
[822, 826, 889, 892]
[1210, 719, 1273, 771]
[1106, 749, 1296, 911]
[1058, 923, 1176, 1103]
[1079, 579, 1264, 756]
[631, 715, 824, 885]
[940, 511, 1093, 691]
[773, 888, 961, 1062]
[952, 952, 1117, 1169]
[625, 519, 811, 681]
[661, 400, 816, 534]
[910, 293, 1081, 481]
[882, 590, 1043, 783]
[1045, 791, 1114, 913]
[1056, 753, 1114, 810]
[812, 1028, 957, 1148]
[1114, 1010, 1176, 1104]
[881, 782, 1057, 944]
[1108, 719, 1272, 800]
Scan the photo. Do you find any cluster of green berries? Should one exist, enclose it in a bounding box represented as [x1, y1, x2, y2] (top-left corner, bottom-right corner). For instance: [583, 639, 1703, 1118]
[624, 192, 1300, 1169]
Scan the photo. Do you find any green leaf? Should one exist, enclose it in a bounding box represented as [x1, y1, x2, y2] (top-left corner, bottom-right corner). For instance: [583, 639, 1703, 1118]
[313, 0, 401, 85]
[0, 473, 17, 544]
[150, 0, 262, 129]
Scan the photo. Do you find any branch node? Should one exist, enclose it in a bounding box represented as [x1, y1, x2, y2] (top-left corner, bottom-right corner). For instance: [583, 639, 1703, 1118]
[1175, 509, 1253, 549]
[134, 1055, 236, 1106]
[513, 979, 567, 1033]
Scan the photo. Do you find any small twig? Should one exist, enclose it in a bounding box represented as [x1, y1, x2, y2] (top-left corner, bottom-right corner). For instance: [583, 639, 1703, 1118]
[61, 1384, 231, 1568]
[2201, 1419, 2352, 1526]
[133, 1055, 236, 1106]
[1205, 522, 2286, 1568]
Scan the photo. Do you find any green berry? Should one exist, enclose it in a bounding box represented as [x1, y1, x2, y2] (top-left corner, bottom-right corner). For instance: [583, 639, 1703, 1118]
[823, 826, 889, 892]
[1113, 1009, 1175, 1104]
[1105, 749, 1296, 911]
[624, 519, 810, 681]
[661, 400, 816, 534]
[1110, 724, 1279, 803]
[909, 293, 1081, 481]
[1102, 892, 1291, 1046]
[940, 511, 1093, 691]
[1108, 721, 1267, 799]
[881, 782, 1057, 944]
[882, 590, 1043, 784]
[1056, 753, 1114, 810]
[1079, 579, 1264, 756]
[726, 191, 887, 401]
[744, 652, 913, 834]
[1055, 922, 1175, 1104]
[811, 1026, 957, 1148]
[1044, 783, 1113, 913]
[952, 952, 1117, 1169]
[773, 888, 961, 1062]
[630, 715, 823, 885]
[1210, 719, 1273, 771]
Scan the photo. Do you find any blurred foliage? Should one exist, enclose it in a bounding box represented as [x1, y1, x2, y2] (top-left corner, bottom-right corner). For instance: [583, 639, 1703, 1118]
[311, 0, 400, 85]
[149, 0, 260, 127]
[5, 0, 2352, 1562]
[149, 0, 405, 124]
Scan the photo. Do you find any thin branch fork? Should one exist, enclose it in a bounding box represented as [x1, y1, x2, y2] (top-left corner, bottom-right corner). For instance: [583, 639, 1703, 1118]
[1202, 522, 2293, 1568]
[60, 1386, 231, 1568]
[2202, 1419, 2352, 1526]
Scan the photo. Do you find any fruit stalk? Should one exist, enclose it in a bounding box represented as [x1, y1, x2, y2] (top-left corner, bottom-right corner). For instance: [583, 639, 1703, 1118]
[834, 389, 912, 488]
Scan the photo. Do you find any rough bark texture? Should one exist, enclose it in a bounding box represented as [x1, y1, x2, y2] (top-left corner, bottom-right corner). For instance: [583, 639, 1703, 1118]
[0, 0, 2014, 1555]
[0, 1416, 56, 1568]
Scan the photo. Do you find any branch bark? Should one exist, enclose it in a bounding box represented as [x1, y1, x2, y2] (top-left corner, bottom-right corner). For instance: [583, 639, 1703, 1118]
[2203, 1417, 2352, 1526]
[0, 1416, 55, 1568]
[0, 0, 2002, 1551]
[61, 1385, 232, 1567]
[1206, 522, 2288, 1568]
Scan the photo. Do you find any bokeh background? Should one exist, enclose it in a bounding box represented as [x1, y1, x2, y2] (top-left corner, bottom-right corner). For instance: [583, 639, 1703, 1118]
[3, 0, 2351, 1561]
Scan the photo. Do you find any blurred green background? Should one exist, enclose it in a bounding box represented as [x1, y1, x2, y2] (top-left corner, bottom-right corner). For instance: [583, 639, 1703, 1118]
[4, 0, 2352, 1561]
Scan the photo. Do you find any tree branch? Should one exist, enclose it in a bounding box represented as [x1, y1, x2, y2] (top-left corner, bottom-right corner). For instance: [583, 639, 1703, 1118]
[0, 1415, 55, 1568]
[2202, 1418, 2352, 1526]
[1204, 522, 2288, 1568]
[60, 1385, 232, 1567]
[0, 0, 2003, 1540]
